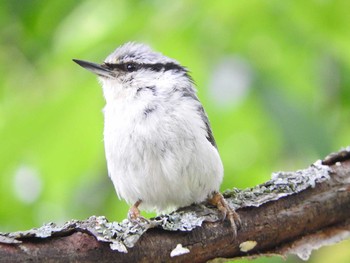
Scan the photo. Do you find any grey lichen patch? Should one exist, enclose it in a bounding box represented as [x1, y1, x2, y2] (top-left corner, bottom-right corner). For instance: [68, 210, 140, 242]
[157, 207, 216, 231]
[0, 235, 21, 244]
[1, 221, 74, 243]
[0, 211, 215, 253]
[224, 160, 330, 208]
[0, 216, 150, 253]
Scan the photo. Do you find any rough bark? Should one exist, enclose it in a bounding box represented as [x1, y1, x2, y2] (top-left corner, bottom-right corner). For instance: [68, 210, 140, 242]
[1, 148, 350, 263]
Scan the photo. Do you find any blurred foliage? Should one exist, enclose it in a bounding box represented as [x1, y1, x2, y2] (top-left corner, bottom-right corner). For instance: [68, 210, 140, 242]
[0, 0, 349, 262]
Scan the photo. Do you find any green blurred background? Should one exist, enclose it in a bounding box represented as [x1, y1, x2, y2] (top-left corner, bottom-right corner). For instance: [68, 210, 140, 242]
[1, 0, 349, 262]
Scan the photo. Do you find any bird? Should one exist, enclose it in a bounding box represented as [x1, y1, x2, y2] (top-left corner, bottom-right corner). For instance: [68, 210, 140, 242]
[73, 42, 240, 234]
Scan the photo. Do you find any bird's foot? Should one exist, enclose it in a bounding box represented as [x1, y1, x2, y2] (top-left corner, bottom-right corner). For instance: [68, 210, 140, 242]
[208, 192, 241, 237]
[127, 200, 149, 224]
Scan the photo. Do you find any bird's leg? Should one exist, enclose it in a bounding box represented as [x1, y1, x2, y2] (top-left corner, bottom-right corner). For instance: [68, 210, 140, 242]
[208, 192, 241, 237]
[128, 200, 142, 221]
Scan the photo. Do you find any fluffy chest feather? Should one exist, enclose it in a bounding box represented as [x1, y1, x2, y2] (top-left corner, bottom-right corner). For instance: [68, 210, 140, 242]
[102, 90, 223, 211]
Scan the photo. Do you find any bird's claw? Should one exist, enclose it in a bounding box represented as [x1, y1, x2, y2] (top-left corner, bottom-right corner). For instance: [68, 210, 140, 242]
[127, 200, 150, 225]
[208, 192, 241, 237]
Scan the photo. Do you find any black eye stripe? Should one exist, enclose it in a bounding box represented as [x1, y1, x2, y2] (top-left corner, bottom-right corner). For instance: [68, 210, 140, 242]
[104, 62, 185, 73]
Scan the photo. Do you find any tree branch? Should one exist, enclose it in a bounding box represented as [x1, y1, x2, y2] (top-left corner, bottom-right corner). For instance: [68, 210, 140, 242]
[1, 148, 350, 262]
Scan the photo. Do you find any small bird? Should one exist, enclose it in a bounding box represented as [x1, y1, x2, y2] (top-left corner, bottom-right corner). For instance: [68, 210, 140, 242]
[73, 42, 240, 234]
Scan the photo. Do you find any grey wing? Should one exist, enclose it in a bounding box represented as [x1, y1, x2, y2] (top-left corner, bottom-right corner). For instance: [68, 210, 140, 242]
[182, 85, 218, 149]
[197, 105, 217, 149]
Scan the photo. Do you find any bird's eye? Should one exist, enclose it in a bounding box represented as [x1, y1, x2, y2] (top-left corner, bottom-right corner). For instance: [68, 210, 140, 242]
[125, 63, 137, 72]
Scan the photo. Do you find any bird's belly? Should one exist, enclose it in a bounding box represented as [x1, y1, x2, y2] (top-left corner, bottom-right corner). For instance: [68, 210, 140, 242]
[103, 105, 223, 212]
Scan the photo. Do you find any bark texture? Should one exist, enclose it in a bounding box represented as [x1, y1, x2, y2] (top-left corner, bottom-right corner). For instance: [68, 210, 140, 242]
[1, 148, 350, 263]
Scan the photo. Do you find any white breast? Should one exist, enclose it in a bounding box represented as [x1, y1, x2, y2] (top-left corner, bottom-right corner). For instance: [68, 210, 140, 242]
[102, 79, 223, 212]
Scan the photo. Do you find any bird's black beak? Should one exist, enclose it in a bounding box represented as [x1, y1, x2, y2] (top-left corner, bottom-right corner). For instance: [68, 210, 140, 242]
[73, 59, 113, 78]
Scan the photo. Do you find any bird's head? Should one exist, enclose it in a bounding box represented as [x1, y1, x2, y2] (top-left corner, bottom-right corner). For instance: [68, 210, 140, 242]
[73, 42, 191, 102]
